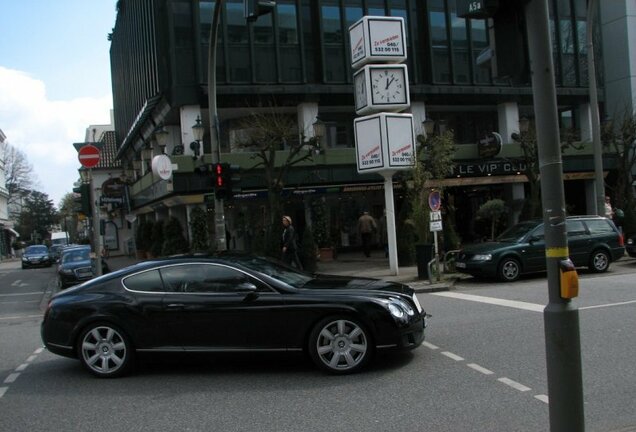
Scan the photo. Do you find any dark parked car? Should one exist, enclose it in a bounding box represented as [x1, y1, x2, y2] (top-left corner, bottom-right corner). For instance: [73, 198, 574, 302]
[22, 245, 52, 269]
[42, 254, 427, 378]
[57, 245, 109, 289]
[455, 215, 625, 282]
[626, 233, 636, 258]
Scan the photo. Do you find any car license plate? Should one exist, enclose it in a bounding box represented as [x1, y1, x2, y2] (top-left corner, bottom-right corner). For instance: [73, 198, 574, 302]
[455, 262, 466, 269]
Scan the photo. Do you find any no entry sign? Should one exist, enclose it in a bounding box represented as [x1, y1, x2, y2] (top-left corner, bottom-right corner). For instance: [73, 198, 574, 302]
[78, 144, 100, 168]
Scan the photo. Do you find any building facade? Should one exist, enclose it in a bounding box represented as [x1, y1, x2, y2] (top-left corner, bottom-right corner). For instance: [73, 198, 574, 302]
[108, 0, 632, 250]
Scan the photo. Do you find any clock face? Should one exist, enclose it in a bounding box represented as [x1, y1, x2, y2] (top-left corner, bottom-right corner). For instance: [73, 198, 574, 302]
[371, 67, 407, 105]
[354, 72, 367, 111]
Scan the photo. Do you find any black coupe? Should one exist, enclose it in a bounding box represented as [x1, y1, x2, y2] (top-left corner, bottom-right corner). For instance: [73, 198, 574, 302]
[41, 254, 427, 377]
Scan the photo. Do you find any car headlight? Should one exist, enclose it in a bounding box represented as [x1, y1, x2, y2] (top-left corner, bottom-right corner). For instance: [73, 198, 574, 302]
[472, 254, 492, 261]
[386, 297, 415, 321]
[412, 294, 423, 314]
[388, 303, 404, 319]
[628, 238, 634, 245]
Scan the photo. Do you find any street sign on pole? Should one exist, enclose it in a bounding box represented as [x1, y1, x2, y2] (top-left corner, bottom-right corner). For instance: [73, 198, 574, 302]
[78, 144, 101, 168]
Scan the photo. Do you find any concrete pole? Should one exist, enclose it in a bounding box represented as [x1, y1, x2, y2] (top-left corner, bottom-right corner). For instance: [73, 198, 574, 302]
[587, 0, 605, 216]
[207, 0, 227, 251]
[524, 0, 585, 430]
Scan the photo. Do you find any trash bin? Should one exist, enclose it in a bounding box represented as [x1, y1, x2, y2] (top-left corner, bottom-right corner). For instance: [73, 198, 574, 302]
[416, 243, 433, 280]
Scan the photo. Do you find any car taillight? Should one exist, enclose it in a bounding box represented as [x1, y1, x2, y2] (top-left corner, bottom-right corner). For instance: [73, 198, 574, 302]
[618, 233, 624, 247]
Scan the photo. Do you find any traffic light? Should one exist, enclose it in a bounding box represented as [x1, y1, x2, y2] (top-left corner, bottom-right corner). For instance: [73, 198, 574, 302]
[72, 184, 92, 216]
[244, 0, 276, 22]
[213, 163, 230, 200]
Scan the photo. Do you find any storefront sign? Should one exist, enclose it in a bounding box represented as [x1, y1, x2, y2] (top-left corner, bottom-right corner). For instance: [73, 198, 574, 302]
[451, 160, 528, 177]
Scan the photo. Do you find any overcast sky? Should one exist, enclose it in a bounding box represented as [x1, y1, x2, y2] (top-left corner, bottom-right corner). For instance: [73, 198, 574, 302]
[0, 1, 117, 208]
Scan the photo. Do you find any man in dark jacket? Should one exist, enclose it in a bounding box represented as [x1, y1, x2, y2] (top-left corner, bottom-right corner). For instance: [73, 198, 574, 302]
[281, 215, 303, 269]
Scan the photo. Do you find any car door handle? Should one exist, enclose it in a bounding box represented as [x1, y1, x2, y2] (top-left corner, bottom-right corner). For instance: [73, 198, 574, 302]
[166, 303, 185, 309]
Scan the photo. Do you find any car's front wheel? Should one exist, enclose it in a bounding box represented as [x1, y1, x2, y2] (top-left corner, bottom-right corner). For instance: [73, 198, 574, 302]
[589, 249, 610, 273]
[498, 257, 521, 282]
[77, 323, 134, 378]
[308, 316, 373, 374]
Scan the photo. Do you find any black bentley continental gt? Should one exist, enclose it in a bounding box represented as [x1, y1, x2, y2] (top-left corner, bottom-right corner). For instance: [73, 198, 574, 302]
[41, 253, 428, 377]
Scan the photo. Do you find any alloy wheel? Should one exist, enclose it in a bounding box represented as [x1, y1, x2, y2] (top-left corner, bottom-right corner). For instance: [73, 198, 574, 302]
[311, 318, 369, 373]
[79, 325, 131, 377]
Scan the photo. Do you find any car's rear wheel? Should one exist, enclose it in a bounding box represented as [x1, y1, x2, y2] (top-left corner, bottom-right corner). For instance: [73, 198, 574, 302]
[78, 323, 133, 378]
[308, 316, 372, 374]
[589, 249, 610, 273]
[498, 257, 521, 282]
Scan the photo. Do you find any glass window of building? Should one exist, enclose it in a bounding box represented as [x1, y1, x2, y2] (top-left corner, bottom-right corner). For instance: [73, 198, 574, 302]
[574, 0, 588, 86]
[557, 0, 576, 86]
[252, 6, 276, 82]
[471, 19, 491, 84]
[429, 0, 451, 83]
[321, 0, 347, 82]
[367, 0, 385, 16]
[226, 0, 250, 82]
[302, 2, 316, 82]
[278, 3, 302, 82]
[449, 3, 470, 84]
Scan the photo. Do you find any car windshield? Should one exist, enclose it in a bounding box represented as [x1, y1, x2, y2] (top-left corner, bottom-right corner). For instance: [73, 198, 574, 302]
[26, 246, 48, 254]
[61, 249, 91, 264]
[496, 221, 541, 242]
[229, 255, 313, 288]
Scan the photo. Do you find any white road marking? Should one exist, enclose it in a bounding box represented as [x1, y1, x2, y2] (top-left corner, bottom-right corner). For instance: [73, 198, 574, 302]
[580, 300, 636, 310]
[11, 280, 22, 286]
[535, 394, 549, 404]
[0, 292, 41, 297]
[441, 351, 464, 361]
[467, 363, 494, 375]
[422, 341, 439, 350]
[431, 292, 544, 312]
[0, 387, 7, 399]
[15, 363, 29, 372]
[498, 377, 531, 392]
[0, 314, 42, 321]
[4, 373, 20, 384]
[34, 347, 44, 354]
[26, 355, 37, 363]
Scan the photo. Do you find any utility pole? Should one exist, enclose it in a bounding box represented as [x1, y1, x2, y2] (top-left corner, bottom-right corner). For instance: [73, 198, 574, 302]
[524, 0, 585, 430]
[207, 0, 227, 251]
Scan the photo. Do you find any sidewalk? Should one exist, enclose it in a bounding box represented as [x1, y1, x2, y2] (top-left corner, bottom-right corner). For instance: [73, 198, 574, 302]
[106, 250, 455, 293]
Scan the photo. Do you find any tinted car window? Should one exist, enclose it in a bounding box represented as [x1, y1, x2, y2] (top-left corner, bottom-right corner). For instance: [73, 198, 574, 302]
[566, 220, 586, 235]
[26, 246, 48, 254]
[61, 249, 90, 263]
[585, 219, 614, 234]
[497, 222, 541, 242]
[159, 264, 270, 293]
[123, 270, 164, 292]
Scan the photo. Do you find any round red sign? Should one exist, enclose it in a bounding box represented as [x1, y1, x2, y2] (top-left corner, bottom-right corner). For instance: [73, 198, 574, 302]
[78, 144, 100, 168]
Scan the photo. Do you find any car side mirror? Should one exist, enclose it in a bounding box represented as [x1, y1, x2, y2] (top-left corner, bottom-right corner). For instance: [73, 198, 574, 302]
[237, 282, 258, 292]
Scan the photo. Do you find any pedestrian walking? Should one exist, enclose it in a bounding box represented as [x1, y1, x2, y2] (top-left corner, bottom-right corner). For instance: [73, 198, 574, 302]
[281, 215, 303, 269]
[357, 211, 377, 258]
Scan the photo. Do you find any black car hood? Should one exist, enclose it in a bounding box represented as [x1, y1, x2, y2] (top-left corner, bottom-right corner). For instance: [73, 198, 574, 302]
[302, 274, 412, 295]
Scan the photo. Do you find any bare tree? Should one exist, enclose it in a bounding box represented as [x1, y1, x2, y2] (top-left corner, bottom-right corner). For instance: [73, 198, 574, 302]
[235, 109, 318, 256]
[0, 141, 37, 219]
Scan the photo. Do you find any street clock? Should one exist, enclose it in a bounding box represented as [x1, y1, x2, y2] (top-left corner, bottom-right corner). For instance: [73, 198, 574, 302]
[353, 64, 410, 115]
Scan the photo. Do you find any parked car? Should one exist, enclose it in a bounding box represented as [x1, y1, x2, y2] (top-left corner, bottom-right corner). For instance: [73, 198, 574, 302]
[57, 245, 110, 289]
[22, 245, 52, 269]
[626, 233, 636, 258]
[41, 253, 428, 377]
[455, 215, 625, 282]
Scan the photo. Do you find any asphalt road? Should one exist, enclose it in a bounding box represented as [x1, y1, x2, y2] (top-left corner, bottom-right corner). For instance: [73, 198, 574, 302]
[0, 258, 634, 432]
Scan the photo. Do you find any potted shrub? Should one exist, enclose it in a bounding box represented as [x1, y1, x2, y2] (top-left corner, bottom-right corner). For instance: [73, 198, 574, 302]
[188, 207, 210, 253]
[162, 217, 188, 256]
[311, 199, 333, 261]
[148, 220, 164, 258]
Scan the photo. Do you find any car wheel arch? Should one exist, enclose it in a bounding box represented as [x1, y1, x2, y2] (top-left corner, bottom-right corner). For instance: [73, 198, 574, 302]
[303, 309, 376, 353]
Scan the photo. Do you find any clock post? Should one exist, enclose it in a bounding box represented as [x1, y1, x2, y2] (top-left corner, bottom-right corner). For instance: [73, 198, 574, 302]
[349, 16, 415, 275]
